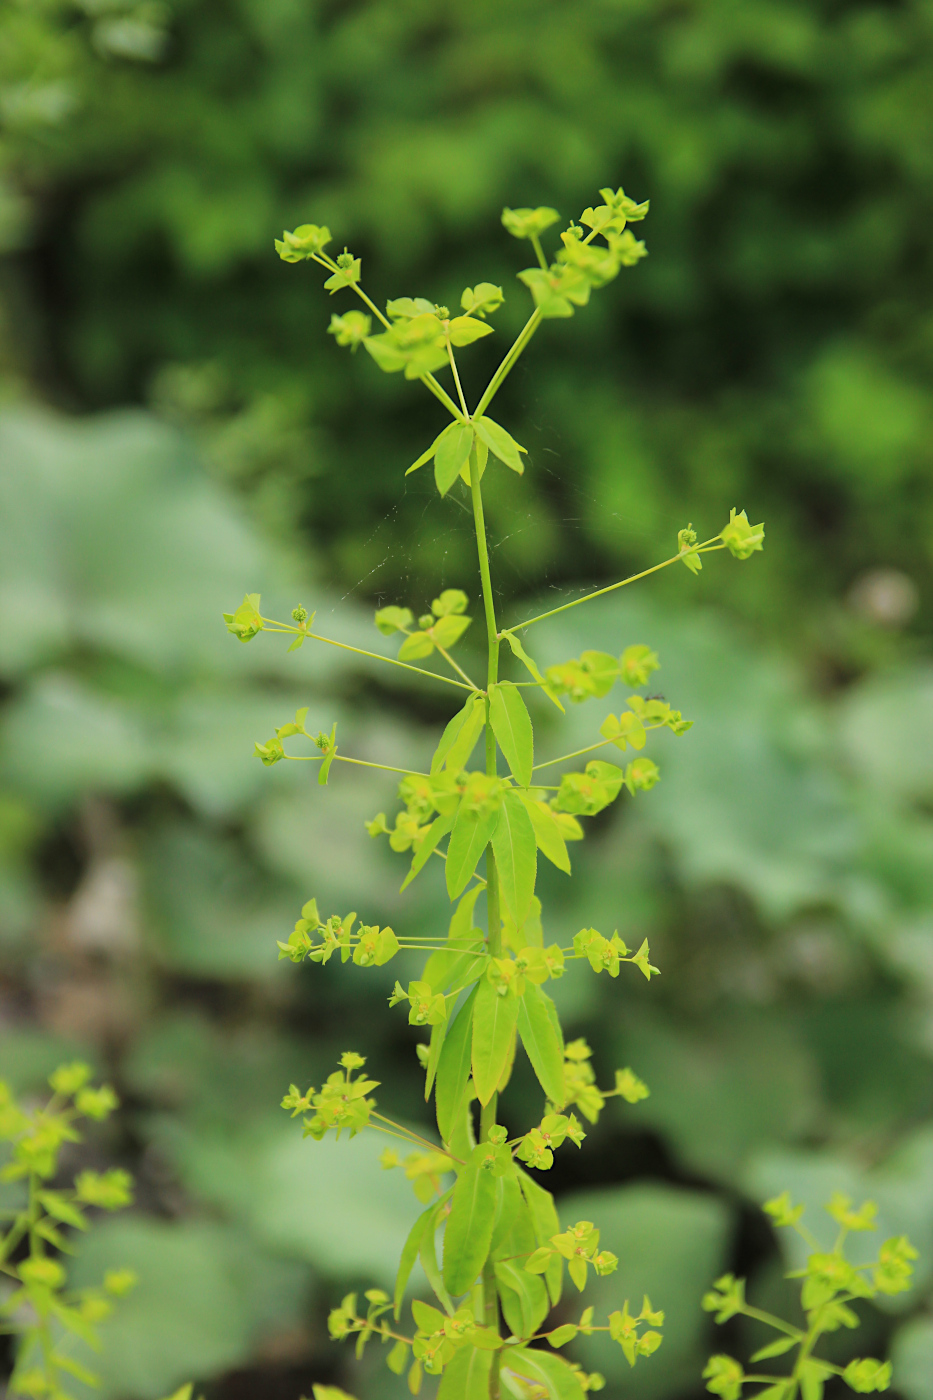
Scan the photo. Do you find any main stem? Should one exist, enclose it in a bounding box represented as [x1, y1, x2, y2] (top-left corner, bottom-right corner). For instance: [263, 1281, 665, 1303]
[469, 445, 503, 1389]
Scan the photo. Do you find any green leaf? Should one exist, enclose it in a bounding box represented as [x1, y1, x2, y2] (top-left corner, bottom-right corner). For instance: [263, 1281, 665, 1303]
[516, 793, 571, 875]
[387, 296, 436, 320]
[375, 605, 415, 635]
[398, 630, 435, 660]
[422, 886, 485, 993]
[799, 1357, 833, 1400]
[448, 316, 494, 347]
[750, 1336, 798, 1362]
[503, 1347, 586, 1400]
[407, 422, 456, 476]
[401, 811, 454, 892]
[437, 1345, 494, 1398]
[424, 1016, 447, 1100]
[432, 614, 472, 649]
[394, 1187, 454, 1318]
[460, 282, 504, 317]
[431, 694, 482, 774]
[517, 1172, 563, 1306]
[442, 1144, 498, 1295]
[491, 790, 537, 925]
[51, 1352, 99, 1386]
[460, 437, 488, 485]
[435, 425, 475, 497]
[419, 1198, 455, 1314]
[518, 984, 566, 1106]
[489, 1173, 525, 1258]
[38, 1191, 88, 1231]
[502, 632, 565, 712]
[432, 589, 469, 616]
[450, 883, 483, 941]
[436, 986, 478, 1141]
[319, 724, 337, 785]
[471, 976, 521, 1106]
[501, 207, 560, 240]
[431, 694, 485, 775]
[422, 885, 484, 991]
[475, 416, 527, 474]
[495, 1259, 550, 1340]
[489, 682, 534, 786]
[446, 801, 500, 900]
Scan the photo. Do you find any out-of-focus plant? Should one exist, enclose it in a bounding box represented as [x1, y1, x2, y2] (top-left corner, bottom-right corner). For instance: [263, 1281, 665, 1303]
[702, 1193, 917, 1399]
[225, 189, 765, 1399]
[0, 1064, 135, 1399]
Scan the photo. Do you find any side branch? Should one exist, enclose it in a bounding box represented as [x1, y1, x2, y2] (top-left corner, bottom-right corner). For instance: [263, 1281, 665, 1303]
[506, 540, 725, 634]
[260, 618, 475, 691]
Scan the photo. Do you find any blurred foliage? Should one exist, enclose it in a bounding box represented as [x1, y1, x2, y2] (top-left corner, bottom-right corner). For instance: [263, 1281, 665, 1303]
[1, 0, 932, 654]
[1, 1, 933, 1398]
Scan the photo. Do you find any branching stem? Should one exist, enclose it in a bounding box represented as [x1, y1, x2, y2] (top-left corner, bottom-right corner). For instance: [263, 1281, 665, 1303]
[260, 619, 474, 691]
[507, 540, 724, 634]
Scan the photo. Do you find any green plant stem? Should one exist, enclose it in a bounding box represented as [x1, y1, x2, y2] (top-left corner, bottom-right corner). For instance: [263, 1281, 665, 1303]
[509, 541, 725, 634]
[530, 234, 548, 270]
[788, 1320, 821, 1399]
[472, 220, 614, 423]
[474, 309, 542, 420]
[468, 443, 505, 1388]
[737, 1304, 803, 1340]
[369, 1113, 464, 1163]
[309, 252, 467, 423]
[445, 330, 470, 418]
[432, 641, 481, 691]
[285, 753, 429, 778]
[530, 725, 670, 774]
[420, 371, 468, 422]
[260, 622, 474, 691]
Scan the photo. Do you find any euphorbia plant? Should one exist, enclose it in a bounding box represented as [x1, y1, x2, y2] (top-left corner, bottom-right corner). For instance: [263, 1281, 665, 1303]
[227, 190, 765, 1399]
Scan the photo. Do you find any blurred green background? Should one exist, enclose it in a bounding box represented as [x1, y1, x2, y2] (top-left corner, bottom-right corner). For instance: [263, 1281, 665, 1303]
[2, 1, 933, 1396]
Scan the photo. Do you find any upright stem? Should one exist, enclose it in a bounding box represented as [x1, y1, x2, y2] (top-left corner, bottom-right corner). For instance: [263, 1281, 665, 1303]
[469, 443, 503, 1389]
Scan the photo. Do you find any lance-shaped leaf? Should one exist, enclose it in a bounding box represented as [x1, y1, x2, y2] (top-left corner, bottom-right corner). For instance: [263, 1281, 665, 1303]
[495, 1260, 550, 1340]
[472, 976, 521, 1106]
[436, 986, 478, 1141]
[517, 793, 571, 875]
[442, 1144, 498, 1295]
[437, 1345, 494, 1399]
[424, 1015, 447, 1099]
[422, 886, 484, 993]
[446, 801, 499, 900]
[489, 682, 534, 786]
[435, 424, 475, 497]
[475, 416, 527, 474]
[460, 437, 488, 485]
[401, 811, 454, 892]
[491, 790, 537, 926]
[502, 631, 564, 712]
[518, 983, 566, 1106]
[502, 1347, 586, 1400]
[406, 421, 457, 476]
[518, 1171, 563, 1306]
[431, 693, 484, 774]
[394, 1185, 454, 1318]
[419, 1199, 455, 1314]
